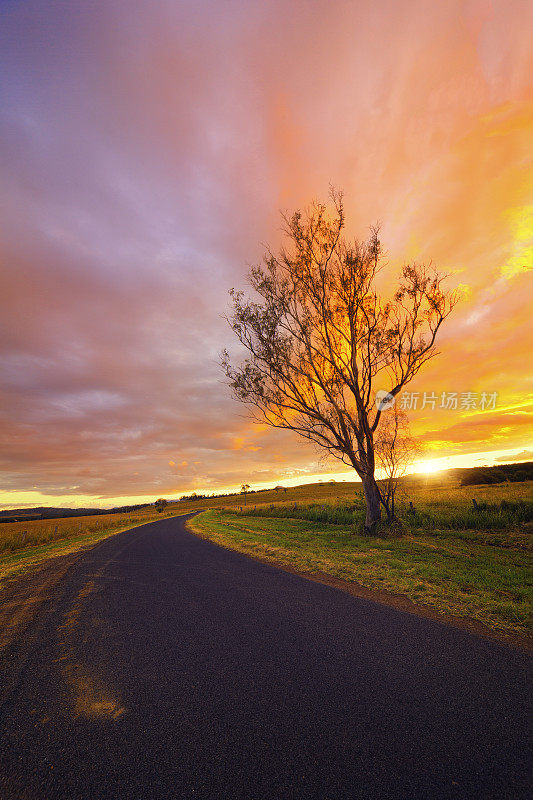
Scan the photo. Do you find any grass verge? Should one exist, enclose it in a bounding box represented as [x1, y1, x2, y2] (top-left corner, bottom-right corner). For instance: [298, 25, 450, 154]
[188, 510, 533, 641]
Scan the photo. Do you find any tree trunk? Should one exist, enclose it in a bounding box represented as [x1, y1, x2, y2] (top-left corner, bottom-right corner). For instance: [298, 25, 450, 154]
[361, 473, 382, 534]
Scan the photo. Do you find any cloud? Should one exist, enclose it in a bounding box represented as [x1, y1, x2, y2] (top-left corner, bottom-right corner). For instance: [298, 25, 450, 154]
[416, 411, 533, 456]
[495, 450, 533, 463]
[1, 0, 532, 505]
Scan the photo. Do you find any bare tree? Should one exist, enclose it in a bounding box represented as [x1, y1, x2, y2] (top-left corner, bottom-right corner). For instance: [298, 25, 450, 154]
[222, 189, 456, 534]
[374, 407, 422, 522]
[240, 483, 251, 506]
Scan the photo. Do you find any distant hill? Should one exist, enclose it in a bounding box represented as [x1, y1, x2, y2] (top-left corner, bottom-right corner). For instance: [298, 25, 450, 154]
[0, 503, 152, 523]
[455, 462, 533, 486]
[1, 462, 531, 522]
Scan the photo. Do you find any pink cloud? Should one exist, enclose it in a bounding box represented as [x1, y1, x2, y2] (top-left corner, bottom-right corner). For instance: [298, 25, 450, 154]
[1, 0, 531, 504]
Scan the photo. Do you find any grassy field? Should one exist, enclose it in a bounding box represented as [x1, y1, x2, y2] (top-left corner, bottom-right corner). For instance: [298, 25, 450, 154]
[0, 507, 180, 585]
[187, 479, 533, 638]
[171, 475, 533, 515]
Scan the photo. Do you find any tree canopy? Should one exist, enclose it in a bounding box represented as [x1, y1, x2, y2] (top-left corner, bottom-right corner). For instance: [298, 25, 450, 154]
[223, 190, 456, 532]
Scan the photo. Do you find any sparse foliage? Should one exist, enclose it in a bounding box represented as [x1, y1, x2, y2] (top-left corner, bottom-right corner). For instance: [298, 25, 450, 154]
[240, 483, 251, 506]
[374, 407, 422, 521]
[222, 189, 456, 534]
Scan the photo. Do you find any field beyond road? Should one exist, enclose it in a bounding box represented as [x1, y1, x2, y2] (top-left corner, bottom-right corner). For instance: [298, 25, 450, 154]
[187, 479, 533, 644]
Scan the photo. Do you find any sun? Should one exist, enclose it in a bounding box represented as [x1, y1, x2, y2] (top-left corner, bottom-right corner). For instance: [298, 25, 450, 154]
[414, 459, 442, 475]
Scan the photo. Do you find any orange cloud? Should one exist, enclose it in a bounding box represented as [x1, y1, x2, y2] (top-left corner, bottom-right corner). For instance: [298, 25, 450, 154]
[1, 0, 532, 507]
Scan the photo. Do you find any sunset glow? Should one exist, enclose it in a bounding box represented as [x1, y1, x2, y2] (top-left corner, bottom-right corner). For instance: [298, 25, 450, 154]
[412, 460, 443, 476]
[1, 0, 532, 508]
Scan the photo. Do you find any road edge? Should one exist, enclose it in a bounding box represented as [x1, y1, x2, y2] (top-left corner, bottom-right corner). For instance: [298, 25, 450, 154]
[186, 513, 533, 653]
[0, 513, 195, 659]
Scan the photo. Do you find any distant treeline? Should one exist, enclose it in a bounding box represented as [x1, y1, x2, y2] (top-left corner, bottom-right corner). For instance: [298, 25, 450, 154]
[178, 489, 252, 503]
[457, 462, 533, 486]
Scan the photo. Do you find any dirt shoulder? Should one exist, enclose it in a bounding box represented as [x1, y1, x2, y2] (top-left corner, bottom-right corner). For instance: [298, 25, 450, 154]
[0, 550, 83, 655]
[0, 514, 193, 659]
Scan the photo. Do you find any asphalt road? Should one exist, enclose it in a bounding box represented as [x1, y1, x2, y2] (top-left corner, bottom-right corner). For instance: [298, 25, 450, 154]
[0, 514, 530, 799]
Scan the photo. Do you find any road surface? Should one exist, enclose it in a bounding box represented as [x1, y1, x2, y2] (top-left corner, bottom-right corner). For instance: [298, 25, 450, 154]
[0, 514, 530, 799]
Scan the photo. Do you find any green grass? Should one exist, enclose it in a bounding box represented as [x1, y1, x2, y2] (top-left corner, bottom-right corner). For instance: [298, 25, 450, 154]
[188, 508, 533, 637]
[229, 497, 533, 533]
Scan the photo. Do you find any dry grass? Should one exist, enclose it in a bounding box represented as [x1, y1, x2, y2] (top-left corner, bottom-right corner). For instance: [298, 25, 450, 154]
[170, 477, 533, 518]
[0, 508, 178, 585]
[0, 508, 166, 553]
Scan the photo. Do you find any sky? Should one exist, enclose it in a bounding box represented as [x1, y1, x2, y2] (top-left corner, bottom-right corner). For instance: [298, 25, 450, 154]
[0, 0, 532, 509]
